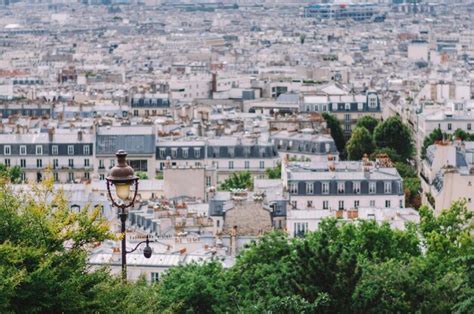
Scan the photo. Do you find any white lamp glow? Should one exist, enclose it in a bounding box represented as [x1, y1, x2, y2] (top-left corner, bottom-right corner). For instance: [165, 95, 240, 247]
[115, 183, 131, 201]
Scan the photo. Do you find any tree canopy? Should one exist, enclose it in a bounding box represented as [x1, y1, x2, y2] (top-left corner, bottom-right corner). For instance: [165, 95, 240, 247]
[346, 126, 375, 160]
[322, 112, 346, 156]
[1, 175, 472, 313]
[356, 115, 380, 134]
[373, 116, 414, 161]
[219, 171, 253, 191]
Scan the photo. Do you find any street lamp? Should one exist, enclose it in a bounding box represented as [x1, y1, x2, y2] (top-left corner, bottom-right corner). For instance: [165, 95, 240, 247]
[106, 150, 152, 281]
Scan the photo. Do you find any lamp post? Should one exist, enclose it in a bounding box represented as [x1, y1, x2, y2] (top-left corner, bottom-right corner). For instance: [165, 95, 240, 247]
[106, 150, 152, 281]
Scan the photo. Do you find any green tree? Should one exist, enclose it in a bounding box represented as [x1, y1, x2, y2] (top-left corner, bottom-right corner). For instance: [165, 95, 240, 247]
[155, 262, 228, 313]
[266, 163, 281, 179]
[346, 127, 375, 160]
[322, 112, 346, 157]
[422, 127, 443, 159]
[135, 171, 148, 180]
[219, 171, 253, 191]
[370, 147, 402, 162]
[356, 116, 380, 134]
[0, 178, 120, 313]
[374, 116, 414, 161]
[0, 164, 22, 183]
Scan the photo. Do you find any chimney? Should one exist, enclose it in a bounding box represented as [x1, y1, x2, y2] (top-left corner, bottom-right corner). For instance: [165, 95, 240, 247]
[48, 127, 55, 142]
[230, 226, 237, 256]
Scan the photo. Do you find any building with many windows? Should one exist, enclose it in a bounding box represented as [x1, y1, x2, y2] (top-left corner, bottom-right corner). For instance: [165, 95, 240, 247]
[130, 93, 171, 117]
[283, 155, 405, 236]
[0, 128, 93, 183]
[302, 90, 382, 137]
[156, 136, 280, 183]
[95, 125, 156, 180]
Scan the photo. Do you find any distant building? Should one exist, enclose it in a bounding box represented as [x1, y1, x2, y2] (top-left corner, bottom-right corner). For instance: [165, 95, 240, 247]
[283, 155, 405, 236]
[304, 3, 384, 22]
[421, 141, 474, 214]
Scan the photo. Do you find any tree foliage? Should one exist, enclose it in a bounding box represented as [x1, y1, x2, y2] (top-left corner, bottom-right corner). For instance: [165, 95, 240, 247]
[374, 116, 414, 161]
[346, 126, 375, 160]
[265, 163, 281, 179]
[1, 177, 472, 313]
[356, 115, 380, 134]
[219, 171, 253, 191]
[322, 112, 346, 156]
[0, 164, 22, 183]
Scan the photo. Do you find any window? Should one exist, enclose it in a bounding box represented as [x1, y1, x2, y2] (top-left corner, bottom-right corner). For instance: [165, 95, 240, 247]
[353, 182, 361, 194]
[36, 159, 42, 168]
[84, 159, 90, 167]
[85, 172, 90, 180]
[20, 173, 25, 182]
[306, 182, 314, 194]
[291, 200, 297, 208]
[400, 200, 404, 208]
[151, 272, 160, 283]
[322, 182, 329, 194]
[369, 182, 376, 194]
[110, 159, 115, 168]
[344, 113, 350, 121]
[68, 172, 74, 182]
[370, 200, 375, 207]
[245, 161, 250, 169]
[52, 145, 58, 155]
[294, 222, 308, 237]
[53, 159, 58, 168]
[344, 124, 351, 132]
[384, 182, 392, 194]
[20, 145, 26, 155]
[5, 159, 10, 167]
[4, 145, 11, 155]
[99, 174, 105, 180]
[307, 200, 313, 208]
[133, 110, 138, 117]
[358, 103, 363, 111]
[36, 145, 43, 155]
[338, 200, 344, 210]
[171, 148, 177, 159]
[159, 148, 165, 159]
[337, 182, 345, 194]
[205, 176, 211, 187]
[259, 161, 264, 169]
[194, 148, 200, 158]
[385, 200, 391, 208]
[20, 159, 26, 167]
[54, 172, 59, 182]
[447, 123, 452, 131]
[368, 95, 377, 108]
[289, 183, 298, 194]
[99, 160, 104, 169]
[228, 147, 235, 157]
[182, 148, 189, 158]
[468, 123, 472, 131]
[354, 200, 359, 209]
[67, 145, 74, 156]
[68, 159, 74, 167]
[345, 103, 351, 111]
[229, 161, 234, 169]
[83, 145, 90, 155]
[323, 200, 329, 210]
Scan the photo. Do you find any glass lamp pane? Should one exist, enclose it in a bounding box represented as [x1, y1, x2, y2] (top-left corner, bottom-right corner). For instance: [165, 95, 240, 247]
[115, 183, 131, 201]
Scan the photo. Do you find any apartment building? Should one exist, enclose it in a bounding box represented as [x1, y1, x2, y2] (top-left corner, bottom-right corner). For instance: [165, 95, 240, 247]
[95, 125, 156, 180]
[0, 129, 93, 183]
[303, 90, 382, 137]
[421, 141, 474, 214]
[156, 136, 280, 182]
[283, 156, 405, 236]
[130, 93, 171, 117]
